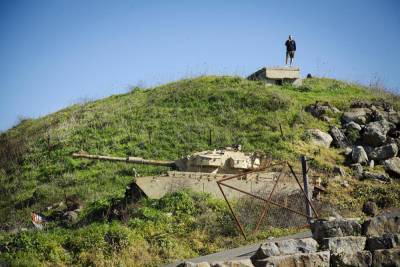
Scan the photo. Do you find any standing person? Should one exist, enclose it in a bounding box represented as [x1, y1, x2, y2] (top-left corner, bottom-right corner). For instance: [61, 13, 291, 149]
[285, 35, 296, 66]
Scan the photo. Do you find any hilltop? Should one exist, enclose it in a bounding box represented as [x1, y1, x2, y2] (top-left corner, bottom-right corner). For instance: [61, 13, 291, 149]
[0, 75, 400, 266]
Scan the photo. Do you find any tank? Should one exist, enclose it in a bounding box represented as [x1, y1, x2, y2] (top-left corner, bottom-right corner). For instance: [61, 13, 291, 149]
[72, 147, 299, 199]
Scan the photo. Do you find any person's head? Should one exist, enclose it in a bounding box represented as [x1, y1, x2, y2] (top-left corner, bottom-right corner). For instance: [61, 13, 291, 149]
[288, 35, 292, 40]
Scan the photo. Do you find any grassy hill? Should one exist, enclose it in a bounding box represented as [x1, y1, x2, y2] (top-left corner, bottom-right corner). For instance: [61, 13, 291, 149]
[1, 76, 399, 266]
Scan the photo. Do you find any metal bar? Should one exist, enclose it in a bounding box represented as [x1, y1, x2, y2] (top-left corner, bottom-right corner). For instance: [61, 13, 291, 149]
[216, 181, 247, 239]
[72, 153, 175, 167]
[287, 163, 319, 218]
[253, 164, 287, 233]
[219, 182, 311, 218]
[301, 155, 312, 221]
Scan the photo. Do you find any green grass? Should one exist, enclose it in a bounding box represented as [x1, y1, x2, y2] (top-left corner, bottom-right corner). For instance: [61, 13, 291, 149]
[1, 75, 400, 266]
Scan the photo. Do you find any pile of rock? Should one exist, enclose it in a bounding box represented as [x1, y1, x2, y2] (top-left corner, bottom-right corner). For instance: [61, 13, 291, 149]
[248, 212, 400, 267]
[306, 100, 400, 181]
[305, 102, 341, 122]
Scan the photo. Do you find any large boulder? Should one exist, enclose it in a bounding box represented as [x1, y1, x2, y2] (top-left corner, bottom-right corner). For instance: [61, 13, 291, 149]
[329, 127, 349, 148]
[369, 143, 398, 161]
[346, 121, 362, 132]
[330, 251, 372, 267]
[352, 146, 369, 165]
[363, 212, 400, 237]
[342, 108, 370, 124]
[366, 233, 400, 251]
[311, 218, 362, 244]
[384, 157, 400, 178]
[251, 238, 318, 259]
[372, 248, 400, 267]
[362, 120, 395, 147]
[306, 129, 333, 148]
[251, 251, 330, 267]
[321, 236, 366, 254]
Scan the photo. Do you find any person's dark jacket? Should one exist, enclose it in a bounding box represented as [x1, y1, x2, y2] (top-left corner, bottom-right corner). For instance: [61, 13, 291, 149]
[285, 40, 296, 52]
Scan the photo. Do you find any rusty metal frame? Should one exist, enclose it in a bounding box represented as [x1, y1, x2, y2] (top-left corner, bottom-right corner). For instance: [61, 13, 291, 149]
[216, 161, 319, 239]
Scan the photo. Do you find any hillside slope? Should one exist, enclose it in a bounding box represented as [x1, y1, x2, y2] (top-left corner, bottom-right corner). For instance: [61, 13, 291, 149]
[1, 76, 400, 266]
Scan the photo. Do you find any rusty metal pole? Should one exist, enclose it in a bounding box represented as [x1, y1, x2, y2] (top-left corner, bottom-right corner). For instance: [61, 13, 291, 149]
[301, 155, 312, 222]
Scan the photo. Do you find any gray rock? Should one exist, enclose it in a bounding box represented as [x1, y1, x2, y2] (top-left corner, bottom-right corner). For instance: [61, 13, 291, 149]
[306, 129, 333, 148]
[363, 120, 395, 147]
[366, 233, 400, 251]
[363, 201, 378, 217]
[384, 157, 400, 178]
[372, 248, 400, 267]
[253, 242, 280, 258]
[346, 121, 362, 131]
[311, 218, 362, 244]
[251, 238, 318, 260]
[369, 143, 398, 161]
[363, 212, 400, 237]
[210, 260, 253, 267]
[341, 180, 350, 188]
[342, 108, 370, 124]
[321, 236, 366, 254]
[369, 160, 375, 169]
[305, 102, 340, 119]
[362, 171, 391, 183]
[330, 251, 372, 267]
[352, 146, 369, 165]
[388, 111, 400, 125]
[63, 211, 78, 223]
[251, 251, 330, 267]
[345, 147, 353, 156]
[351, 163, 364, 178]
[333, 166, 346, 177]
[329, 127, 350, 148]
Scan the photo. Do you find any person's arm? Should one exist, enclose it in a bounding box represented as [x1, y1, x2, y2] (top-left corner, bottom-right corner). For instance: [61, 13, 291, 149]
[294, 41, 296, 51]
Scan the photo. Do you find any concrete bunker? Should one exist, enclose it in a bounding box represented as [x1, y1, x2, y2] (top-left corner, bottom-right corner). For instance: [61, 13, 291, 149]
[247, 67, 302, 86]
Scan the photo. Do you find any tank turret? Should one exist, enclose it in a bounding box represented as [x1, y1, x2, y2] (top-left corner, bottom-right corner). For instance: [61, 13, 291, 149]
[72, 146, 268, 174]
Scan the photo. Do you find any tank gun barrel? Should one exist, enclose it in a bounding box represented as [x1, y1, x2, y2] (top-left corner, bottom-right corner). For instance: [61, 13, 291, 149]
[72, 153, 176, 167]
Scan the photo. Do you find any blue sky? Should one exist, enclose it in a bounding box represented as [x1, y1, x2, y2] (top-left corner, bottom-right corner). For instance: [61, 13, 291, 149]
[1, 0, 399, 131]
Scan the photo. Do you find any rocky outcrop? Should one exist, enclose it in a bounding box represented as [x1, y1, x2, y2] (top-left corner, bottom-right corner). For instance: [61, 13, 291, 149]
[372, 248, 400, 267]
[306, 129, 333, 147]
[384, 157, 400, 178]
[362, 120, 395, 147]
[251, 238, 318, 259]
[321, 236, 366, 254]
[305, 102, 340, 121]
[369, 143, 398, 161]
[330, 251, 372, 267]
[311, 218, 362, 244]
[252, 251, 330, 267]
[244, 212, 400, 267]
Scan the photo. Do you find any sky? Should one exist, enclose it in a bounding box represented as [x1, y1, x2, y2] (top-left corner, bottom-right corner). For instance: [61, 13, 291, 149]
[1, 0, 399, 131]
